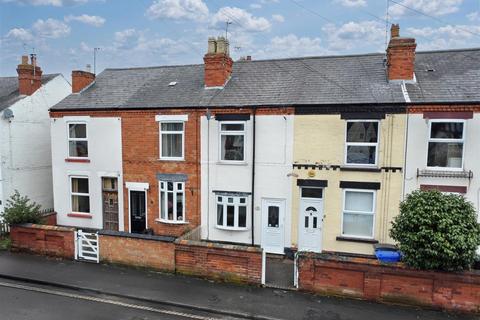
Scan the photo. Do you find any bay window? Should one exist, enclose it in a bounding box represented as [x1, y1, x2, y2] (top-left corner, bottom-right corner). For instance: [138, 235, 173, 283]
[159, 181, 185, 222]
[220, 122, 245, 162]
[345, 121, 379, 166]
[68, 123, 88, 158]
[342, 190, 375, 238]
[427, 121, 464, 169]
[216, 195, 247, 229]
[71, 177, 90, 213]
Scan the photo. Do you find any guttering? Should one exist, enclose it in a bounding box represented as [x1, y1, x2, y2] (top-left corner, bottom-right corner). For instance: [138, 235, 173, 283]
[251, 106, 257, 246]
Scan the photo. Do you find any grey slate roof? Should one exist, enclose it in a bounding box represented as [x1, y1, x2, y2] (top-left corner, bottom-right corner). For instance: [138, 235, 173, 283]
[0, 74, 59, 111]
[51, 48, 480, 111]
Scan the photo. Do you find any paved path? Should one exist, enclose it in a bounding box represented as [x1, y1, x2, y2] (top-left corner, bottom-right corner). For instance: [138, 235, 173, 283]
[0, 251, 474, 320]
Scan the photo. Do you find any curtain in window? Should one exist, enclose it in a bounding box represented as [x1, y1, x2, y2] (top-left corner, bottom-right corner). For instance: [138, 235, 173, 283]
[221, 135, 244, 160]
[343, 191, 374, 237]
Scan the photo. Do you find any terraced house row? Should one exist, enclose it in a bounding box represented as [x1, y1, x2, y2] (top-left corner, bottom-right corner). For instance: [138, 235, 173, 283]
[48, 24, 480, 262]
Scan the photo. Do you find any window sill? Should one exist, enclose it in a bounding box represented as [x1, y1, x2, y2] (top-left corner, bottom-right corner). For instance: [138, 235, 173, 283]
[215, 225, 249, 232]
[336, 236, 378, 244]
[67, 213, 92, 219]
[216, 161, 248, 166]
[155, 219, 188, 225]
[65, 158, 90, 163]
[340, 166, 381, 172]
[158, 158, 185, 162]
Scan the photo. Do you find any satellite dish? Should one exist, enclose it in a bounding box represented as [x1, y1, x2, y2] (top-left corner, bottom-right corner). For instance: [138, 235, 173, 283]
[2, 108, 14, 120]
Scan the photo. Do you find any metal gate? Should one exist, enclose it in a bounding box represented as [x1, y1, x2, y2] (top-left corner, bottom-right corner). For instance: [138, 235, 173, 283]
[75, 230, 99, 263]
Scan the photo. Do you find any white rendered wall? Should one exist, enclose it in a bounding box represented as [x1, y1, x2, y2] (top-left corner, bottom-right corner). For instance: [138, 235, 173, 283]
[200, 114, 293, 247]
[404, 113, 480, 220]
[0, 75, 71, 213]
[51, 116, 124, 230]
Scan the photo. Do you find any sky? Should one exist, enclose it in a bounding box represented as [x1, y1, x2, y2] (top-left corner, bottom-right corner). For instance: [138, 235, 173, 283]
[1, 0, 480, 78]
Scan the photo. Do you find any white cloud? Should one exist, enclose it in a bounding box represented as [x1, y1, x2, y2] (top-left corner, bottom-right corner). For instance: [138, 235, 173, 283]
[2, 0, 89, 6]
[406, 25, 480, 50]
[65, 14, 105, 27]
[32, 18, 71, 38]
[114, 28, 140, 49]
[146, 0, 209, 22]
[335, 0, 367, 7]
[212, 7, 271, 32]
[467, 11, 479, 22]
[254, 34, 328, 59]
[322, 20, 384, 51]
[390, 0, 463, 17]
[250, 3, 261, 9]
[272, 14, 285, 23]
[6, 28, 33, 41]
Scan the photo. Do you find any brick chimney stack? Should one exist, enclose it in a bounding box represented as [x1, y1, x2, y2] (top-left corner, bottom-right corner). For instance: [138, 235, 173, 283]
[386, 24, 417, 81]
[17, 54, 43, 96]
[204, 36, 233, 88]
[72, 66, 95, 93]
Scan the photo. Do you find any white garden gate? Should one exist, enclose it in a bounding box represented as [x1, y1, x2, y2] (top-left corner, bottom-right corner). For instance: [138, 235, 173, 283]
[75, 230, 99, 263]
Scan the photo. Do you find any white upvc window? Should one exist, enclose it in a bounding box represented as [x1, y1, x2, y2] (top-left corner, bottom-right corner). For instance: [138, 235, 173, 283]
[219, 122, 246, 162]
[216, 195, 247, 229]
[159, 181, 185, 222]
[70, 176, 90, 214]
[160, 122, 184, 160]
[342, 189, 375, 239]
[345, 120, 379, 166]
[426, 120, 465, 170]
[68, 122, 88, 158]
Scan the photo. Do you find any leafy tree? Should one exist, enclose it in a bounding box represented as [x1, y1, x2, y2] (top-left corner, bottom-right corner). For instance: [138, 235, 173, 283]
[390, 190, 480, 271]
[1, 190, 43, 225]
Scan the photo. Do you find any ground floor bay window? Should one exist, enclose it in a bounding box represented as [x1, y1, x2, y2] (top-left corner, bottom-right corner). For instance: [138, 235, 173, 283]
[159, 181, 185, 223]
[216, 194, 247, 229]
[342, 189, 375, 239]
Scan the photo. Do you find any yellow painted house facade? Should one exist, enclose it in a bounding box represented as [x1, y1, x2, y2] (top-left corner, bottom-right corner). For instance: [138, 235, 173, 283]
[291, 110, 406, 255]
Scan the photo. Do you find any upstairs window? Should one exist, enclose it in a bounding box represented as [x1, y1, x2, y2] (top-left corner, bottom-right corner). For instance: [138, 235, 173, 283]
[427, 121, 464, 169]
[159, 181, 185, 222]
[220, 122, 245, 162]
[345, 121, 379, 166]
[68, 123, 88, 158]
[160, 122, 184, 160]
[216, 195, 247, 229]
[71, 177, 90, 213]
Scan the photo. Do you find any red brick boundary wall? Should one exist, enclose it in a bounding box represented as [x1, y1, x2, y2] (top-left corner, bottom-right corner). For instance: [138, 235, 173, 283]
[298, 253, 480, 313]
[98, 230, 175, 272]
[10, 224, 75, 259]
[175, 235, 262, 284]
[42, 212, 57, 226]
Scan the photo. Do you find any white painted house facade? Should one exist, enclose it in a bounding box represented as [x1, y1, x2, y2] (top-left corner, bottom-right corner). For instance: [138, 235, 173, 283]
[200, 112, 294, 253]
[0, 56, 71, 214]
[51, 115, 124, 230]
[404, 111, 480, 220]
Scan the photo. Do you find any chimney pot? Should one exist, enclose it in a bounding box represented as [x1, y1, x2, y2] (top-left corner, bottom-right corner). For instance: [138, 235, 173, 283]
[72, 70, 95, 93]
[21, 55, 29, 65]
[207, 37, 217, 54]
[246, 55, 252, 61]
[391, 24, 400, 38]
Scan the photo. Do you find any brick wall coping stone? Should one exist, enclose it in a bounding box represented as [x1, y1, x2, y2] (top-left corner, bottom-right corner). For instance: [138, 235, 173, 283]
[299, 252, 480, 281]
[98, 230, 175, 243]
[175, 238, 262, 253]
[12, 223, 75, 232]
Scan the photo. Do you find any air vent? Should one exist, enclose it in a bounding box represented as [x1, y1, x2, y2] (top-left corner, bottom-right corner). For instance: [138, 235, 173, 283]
[168, 81, 177, 86]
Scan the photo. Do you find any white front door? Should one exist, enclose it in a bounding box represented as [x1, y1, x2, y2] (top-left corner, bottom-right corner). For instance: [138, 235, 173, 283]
[298, 190, 324, 253]
[261, 198, 285, 254]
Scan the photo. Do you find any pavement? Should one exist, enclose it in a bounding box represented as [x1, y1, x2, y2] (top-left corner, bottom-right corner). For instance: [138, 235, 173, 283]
[0, 251, 475, 320]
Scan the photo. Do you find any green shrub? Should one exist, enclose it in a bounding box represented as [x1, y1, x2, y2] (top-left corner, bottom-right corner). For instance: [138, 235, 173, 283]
[390, 190, 480, 271]
[1, 190, 43, 226]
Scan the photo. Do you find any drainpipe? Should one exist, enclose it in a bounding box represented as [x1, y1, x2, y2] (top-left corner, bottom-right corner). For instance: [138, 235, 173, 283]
[206, 109, 211, 240]
[251, 107, 257, 246]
